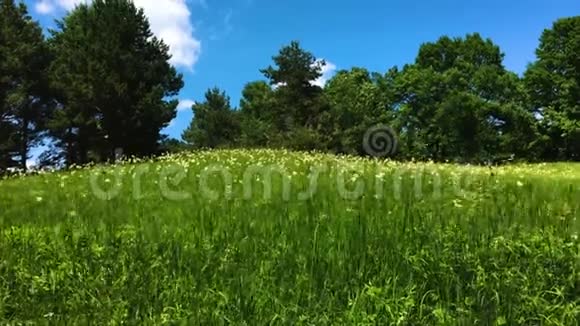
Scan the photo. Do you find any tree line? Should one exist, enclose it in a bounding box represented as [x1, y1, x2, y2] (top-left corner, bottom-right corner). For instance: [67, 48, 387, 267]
[183, 19, 579, 163]
[1, 0, 578, 173]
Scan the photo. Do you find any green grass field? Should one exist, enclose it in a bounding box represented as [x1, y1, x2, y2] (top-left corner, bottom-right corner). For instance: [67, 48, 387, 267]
[1, 149, 579, 324]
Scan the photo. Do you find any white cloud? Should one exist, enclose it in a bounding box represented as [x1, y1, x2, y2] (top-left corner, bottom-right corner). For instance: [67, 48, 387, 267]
[137, 0, 200, 69]
[177, 99, 195, 111]
[312, 59, 337, 87]
[34, 0, 201, 70]
[35, 0, 56, 14]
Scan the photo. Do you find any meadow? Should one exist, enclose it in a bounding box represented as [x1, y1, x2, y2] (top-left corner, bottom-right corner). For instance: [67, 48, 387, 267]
[0, 149, 579, 324]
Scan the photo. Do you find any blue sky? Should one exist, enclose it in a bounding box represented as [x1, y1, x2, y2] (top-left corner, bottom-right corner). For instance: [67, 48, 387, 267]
[25, 0, 579, 143]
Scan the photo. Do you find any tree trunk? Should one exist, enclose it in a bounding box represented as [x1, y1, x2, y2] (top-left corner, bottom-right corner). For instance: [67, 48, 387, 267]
[19, 118, 28, 172]
[66, 127, 74, 168]
[78, 129, 88, 165]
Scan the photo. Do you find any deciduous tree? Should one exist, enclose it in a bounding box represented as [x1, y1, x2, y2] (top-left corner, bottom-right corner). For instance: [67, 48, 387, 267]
[397, 34, 538, 162]
[525, 16, 580, 160]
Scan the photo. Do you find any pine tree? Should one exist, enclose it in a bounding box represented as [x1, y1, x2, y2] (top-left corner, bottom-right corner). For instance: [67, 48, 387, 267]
[48, 0, 183, 165]
[0, 0, 51, 171]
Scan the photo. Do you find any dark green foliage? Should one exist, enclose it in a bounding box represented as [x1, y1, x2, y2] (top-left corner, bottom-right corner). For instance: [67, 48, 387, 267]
[239, 81, 277, 147]
[525, 16, 580, 161]
[191, 42, 332, 151]
[47, 0, 183, 165]
[184, 33, 574, 164]
[0, 0, 51, 171]
[323, 67, 398, 156]
[182, 88, 240, 148]
[261, 41, 330, 147]
[395, 34, 540, 162]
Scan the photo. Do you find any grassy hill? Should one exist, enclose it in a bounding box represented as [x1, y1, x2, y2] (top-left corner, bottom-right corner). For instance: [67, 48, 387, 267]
[1, 149, 579, 324]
